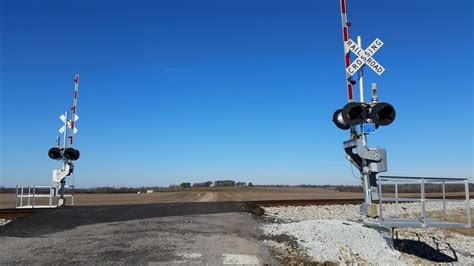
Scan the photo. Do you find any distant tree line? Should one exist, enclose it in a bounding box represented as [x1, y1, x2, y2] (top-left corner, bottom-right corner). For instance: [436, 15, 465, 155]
[179, 180, 249, 188]
[191, 181, 212, 187]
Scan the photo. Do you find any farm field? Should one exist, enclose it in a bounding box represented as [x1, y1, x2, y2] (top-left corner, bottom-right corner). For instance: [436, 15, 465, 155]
[1, 186, 470, 209]
[0, 187, 360, 209]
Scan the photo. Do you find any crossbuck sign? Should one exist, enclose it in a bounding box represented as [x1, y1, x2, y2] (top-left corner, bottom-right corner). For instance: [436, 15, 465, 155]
[59, 113, 79, 134]
[345, 38, 385, 76]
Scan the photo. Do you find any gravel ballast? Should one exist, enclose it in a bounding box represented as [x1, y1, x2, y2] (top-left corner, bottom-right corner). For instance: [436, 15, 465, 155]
[260, 201, 473, 264]
[263, 200, 473, 222]
[263, 219, 403, 264]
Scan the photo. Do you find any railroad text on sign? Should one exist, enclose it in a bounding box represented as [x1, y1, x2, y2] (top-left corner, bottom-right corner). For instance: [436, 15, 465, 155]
[345, 38, 385, 76]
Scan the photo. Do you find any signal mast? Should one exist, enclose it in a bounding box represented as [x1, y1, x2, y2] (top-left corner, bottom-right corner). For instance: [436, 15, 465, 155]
[47, 74, 81, 207]
[332, 0, 396, 217]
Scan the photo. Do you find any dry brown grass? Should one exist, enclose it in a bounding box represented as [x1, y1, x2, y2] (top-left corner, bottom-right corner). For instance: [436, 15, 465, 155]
[0, 191, 204, 208]
[429, 211, 474, 236]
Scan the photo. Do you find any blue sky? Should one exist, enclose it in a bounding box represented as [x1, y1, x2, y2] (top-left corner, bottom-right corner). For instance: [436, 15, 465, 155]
[1, 0, 472, 187]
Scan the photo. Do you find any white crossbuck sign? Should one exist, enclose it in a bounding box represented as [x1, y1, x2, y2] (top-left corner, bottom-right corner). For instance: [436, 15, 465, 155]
[345, 38, 385, 76]
[59, 113, 79, 134]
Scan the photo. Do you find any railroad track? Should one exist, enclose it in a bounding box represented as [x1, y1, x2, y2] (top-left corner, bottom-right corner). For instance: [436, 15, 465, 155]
[248, 194, 470, 207]
[0, 208, 41, 219]
[247, 198, 364, 206]
[0, 195, 469, 220]
[0, 199, 363, 219]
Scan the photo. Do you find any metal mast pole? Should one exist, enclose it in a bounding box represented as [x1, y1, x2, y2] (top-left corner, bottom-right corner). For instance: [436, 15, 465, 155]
[63, 111, 68, 148]
[357, 36, 371, 205]
[357, 35, 366, 144]
[357, 36, 365, 104]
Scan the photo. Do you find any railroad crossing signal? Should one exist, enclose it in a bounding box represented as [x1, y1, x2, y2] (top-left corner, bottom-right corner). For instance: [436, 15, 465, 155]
[345, 38, 385, 76]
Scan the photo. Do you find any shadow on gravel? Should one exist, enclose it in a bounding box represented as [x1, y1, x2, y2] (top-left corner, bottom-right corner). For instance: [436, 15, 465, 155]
[0, 202, 265, 238]
[393, 239, 457, 263]
[259, 233, 338, 265]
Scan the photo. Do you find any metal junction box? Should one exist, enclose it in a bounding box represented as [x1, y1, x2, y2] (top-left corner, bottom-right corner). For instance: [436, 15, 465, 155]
[368, 148, 387, 173]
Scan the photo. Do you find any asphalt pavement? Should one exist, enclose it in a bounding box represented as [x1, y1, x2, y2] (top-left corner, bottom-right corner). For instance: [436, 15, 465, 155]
[0, 202, 277, 264]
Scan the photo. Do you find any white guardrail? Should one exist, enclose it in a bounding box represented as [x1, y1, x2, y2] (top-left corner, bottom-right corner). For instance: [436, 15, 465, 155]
[15, 185, 74, 209]
[375, 176, 471, 228]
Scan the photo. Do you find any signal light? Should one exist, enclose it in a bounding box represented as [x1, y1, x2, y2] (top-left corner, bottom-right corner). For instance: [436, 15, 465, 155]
[332, 102, 367, 129]
[369, 102, 396, 126]
[342, 102, 367, 126]
[48, 147, 80, 160]
[333, 102, 396, 129]
[48, 147, 62, 160]
[332, 109, 350, 130]
[64, 148, 80, 161]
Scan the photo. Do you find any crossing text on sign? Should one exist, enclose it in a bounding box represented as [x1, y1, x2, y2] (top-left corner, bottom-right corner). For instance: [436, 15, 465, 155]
[345, 38, 385, 76]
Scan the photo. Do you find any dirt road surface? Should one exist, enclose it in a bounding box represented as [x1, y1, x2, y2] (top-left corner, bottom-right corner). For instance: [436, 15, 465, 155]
[196, 192, 217, 202]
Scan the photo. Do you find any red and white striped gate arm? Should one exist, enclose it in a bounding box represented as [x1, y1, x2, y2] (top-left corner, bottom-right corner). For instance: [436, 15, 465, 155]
[339, 0, 354, 102]
[69, 74, 79, 146]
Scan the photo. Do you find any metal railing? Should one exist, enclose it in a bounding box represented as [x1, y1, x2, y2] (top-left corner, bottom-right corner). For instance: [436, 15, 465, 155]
[15, 185, 74, 209]
[376, 176, 471, 228]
